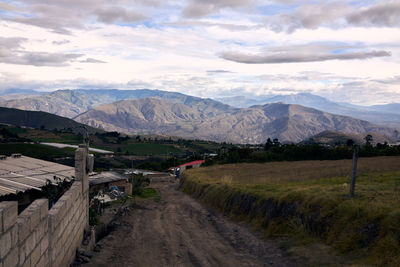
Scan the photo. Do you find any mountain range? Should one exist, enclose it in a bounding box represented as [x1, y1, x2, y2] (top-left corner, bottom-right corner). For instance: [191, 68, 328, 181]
[216, 93, 400, 128]
[74, 98, 396, 143]
[0, 89, 398, 143]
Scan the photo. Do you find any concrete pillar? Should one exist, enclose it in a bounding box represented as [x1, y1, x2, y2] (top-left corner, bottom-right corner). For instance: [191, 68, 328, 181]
[87, 154, 94, 174]
[75, 144, 89, 231]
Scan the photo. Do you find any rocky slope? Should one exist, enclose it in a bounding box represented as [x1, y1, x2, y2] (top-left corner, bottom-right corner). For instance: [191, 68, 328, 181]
[0, 89, 235, 118]
[74, 98, 396, 143]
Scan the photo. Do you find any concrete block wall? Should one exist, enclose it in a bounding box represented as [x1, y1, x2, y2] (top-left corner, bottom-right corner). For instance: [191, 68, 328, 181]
[17, 199, 49, 267]
[0, 145, 90, 267]
[0, 201, 18, 267]
[0, 181, 88, 267]
[48, 182, 87, 267]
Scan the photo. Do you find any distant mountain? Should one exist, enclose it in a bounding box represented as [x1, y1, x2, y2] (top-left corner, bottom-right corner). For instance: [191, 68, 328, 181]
[0, 89, 42, 96]
[74, 98, 396, 143]
[0, 107, 100, 134]
[367, 103, 400, 115]
[216, 93, 400, 128]
[0, 89, 236, 118]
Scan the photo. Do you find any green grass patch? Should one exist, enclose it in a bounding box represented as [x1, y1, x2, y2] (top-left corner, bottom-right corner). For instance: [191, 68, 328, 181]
[6, 127, 28, 134]
[0, 143, 73, 159]
[181, 157, 400, 266]
[139, 188, 161, 202]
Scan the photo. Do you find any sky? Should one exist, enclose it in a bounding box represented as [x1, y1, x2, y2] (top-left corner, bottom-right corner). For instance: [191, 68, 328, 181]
[0, 0, 399, 105]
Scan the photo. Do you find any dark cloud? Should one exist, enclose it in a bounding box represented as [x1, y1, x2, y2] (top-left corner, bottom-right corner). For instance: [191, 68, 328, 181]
[182, 0, 253, 18]
[0, 37, 27, 50]
[263, 2, 400, 33]
[207, 70, 235, 75]
[264, 2, 351, 33]
[52, 39, 70, 45]
[164, 20, 257, 31]
[2, 1, 151, 34]
[94, 6, 146, 23]
[7, 52, 83, 67]
[79, 58, 107, 63]
[346, 2, 400, 27]
[0, 36, 82, 66]
[221, 50, 391, 64]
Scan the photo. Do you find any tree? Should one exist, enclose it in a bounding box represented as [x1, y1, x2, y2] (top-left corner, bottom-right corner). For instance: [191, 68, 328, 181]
[273, 138, 280, 146]
[346, 139, 354, 147]
[364, 134, 373, 145]
[264, 138, 273, 151]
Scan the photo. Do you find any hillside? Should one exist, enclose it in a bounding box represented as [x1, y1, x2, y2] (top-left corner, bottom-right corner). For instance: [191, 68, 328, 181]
[74, 98, 396, 143]
[2, 89, 399, 128]
[217, 93, 400, 128]
[0, 107, 100, 134]
[0, 89, 236, 118]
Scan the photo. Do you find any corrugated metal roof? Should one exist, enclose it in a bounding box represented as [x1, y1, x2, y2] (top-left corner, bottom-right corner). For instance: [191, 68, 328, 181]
[88, 171, 125, 186]
[0, 155, 74, 197]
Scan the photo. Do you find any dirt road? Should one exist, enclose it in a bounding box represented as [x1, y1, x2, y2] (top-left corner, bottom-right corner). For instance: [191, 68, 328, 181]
[86, 183, 296, 267]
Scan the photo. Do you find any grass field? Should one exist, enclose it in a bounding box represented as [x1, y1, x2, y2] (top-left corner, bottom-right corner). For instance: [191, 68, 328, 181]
[188, 156, 400, 184]
[123, 143, 185, 156]
[182, 156, 400, 266]
[0, 143, 73, 159]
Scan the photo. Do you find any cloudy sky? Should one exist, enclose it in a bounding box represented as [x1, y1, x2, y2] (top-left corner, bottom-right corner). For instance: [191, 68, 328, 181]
[0, 0, 399, 105]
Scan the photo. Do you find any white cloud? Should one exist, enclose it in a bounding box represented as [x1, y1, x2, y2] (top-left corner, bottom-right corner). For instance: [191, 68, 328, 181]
[0, 0, 399, 105]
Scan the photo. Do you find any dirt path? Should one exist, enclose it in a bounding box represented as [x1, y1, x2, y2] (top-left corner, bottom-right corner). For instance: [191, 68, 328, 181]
[86, 183, 296, 267]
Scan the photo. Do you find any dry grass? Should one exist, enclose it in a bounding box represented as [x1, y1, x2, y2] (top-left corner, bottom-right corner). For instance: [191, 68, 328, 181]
[182, 156, 400, 265]
[188, 156, 400, 185]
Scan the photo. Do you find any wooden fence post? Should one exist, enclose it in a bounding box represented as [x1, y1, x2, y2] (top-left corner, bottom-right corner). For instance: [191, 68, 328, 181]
[350, 145, 359, 198]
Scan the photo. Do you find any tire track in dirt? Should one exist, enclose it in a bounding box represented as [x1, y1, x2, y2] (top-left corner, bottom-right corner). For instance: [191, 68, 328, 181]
[86, 183, 296, 267]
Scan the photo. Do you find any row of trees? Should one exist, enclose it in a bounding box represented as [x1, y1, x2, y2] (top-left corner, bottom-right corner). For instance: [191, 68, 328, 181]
[206, 138, 400, 165]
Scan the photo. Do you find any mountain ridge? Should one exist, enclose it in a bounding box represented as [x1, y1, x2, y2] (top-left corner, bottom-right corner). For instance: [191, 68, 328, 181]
[74, 98, 396, 143]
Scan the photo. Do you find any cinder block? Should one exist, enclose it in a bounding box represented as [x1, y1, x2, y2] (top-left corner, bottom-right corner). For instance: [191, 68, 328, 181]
[22, 256, 31, 267]
[47, 213, 58, 233]
[17, 216, 30, 244]
[10, 224, 18, 247]
[30, 244, 41, 266]
[55, 242, 65, 263]
[25, 233, 36, 256]
[19, 242, 26, 266]
[35, 199, 49, 221]
[40, 233, 48, 256]
[53, 200, 67, 224]
[59, 191, 73, 212]
[53, 224, 62, 241]
[4, 246, 18, 267]
[36, 250, 48, 267]
[28, 209, 40, 231]
[34, 219, 48, 243]
[0, 230, 11, 258]
[71, 184, 80, 201]
[0, 202, 17, 232]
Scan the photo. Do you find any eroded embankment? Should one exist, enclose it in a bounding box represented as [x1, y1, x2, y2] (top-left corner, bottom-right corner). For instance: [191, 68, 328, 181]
[180, 175, 400, 266]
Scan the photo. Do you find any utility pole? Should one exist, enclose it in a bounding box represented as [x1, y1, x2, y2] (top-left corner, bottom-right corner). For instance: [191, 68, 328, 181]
[350, 145, 359, 198]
